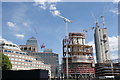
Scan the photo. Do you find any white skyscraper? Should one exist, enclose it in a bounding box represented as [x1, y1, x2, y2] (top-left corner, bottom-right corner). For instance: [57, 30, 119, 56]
[94, 25, 110, 63]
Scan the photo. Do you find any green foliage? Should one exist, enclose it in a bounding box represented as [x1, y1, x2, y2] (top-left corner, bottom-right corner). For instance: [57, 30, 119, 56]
[115, 74, 120, 80]
[1, 53, 12, 70]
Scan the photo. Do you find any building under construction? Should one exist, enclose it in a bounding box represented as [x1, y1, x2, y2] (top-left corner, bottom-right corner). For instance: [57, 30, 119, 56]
[94, 21, 120, 79]
[95, 62, 120, 79]
[62, 32, 95, 79]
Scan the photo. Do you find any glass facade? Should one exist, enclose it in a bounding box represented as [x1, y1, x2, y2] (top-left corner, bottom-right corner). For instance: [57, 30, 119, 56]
[26, 37, 38, 49]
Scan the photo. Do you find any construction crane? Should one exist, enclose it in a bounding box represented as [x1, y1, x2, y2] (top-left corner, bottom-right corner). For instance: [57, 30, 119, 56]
[83, 27, 95, 33]
[101, 16, 106, 28]
[57, 15, 72, 23]
[56, 14, 72, 79]
[83, 27, 95, 43]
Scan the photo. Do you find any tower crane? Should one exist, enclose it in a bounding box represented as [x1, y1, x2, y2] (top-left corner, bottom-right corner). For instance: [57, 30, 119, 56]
[83, 27, 95, 43]
[57, 15, 72, 23]
[56, 14, 72, 79]
[83, 27, 95, 33]
[101, 16, 106, 28]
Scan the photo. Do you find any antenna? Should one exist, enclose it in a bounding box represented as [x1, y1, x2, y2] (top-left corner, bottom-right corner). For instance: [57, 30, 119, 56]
[101, 16, 106, 28]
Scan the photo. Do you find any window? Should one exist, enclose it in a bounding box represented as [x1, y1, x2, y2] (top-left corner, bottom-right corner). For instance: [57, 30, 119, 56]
[11, 58, 14, 60]
[11, 61, 14, 64]
[4, 50, 7, 52]
[13, 45, 15, 47]
[18, 62, 21, 64]
[15, 58, 18, 61]
[25, 60, 32, 62]
[16, 55, 18, 57]
[16, 52, 19, 54]
[12, 55, 15, 57]
[15, 62, 17, 64]
[19, 59, 21, 61]
[9, 44, 12, 46]
[20, 53, 22, 55]
[29, 47, 31, 50]
[4, 54, 7, 56]
[8, 54, 11, 56]
[24, 47, 27, 50]
[23, 53, 25, 55]
[6, 44, 8, 46]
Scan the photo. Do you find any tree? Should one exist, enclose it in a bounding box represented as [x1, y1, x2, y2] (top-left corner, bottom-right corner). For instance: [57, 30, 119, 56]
[115, 74, 120, 80]
[1, 53, 12, 70]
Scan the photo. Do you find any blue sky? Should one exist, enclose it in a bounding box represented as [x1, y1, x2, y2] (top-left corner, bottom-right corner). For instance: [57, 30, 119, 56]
[2, 2, 118, 63]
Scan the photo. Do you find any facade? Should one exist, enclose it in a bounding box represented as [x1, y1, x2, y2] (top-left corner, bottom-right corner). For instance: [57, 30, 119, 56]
[94, 25, 110, 63]
[62, 32, 95, 79]
[0, 39, 51, 77]
[19, 45, 38, 53]
[95, 63, 120, 79]
[26, 37, 38, 52]
[28, 49, 59, 78]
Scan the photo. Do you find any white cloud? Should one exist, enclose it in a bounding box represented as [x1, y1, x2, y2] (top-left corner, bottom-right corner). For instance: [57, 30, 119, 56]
[87, 41, 95, 53]
[87, 36, 119, 53]
[34, 0, 47, 10]
[48, 0, 61, 2]
[49, 4, 61, 16]
[49, 4, 57, 10]
[110, 8, 120, 15]
[0, 38, 13, 44]
[23, 22, 29, 27]
[87, 36, 119, 61]
[39, 2, 47, 10]
[7, 22, 16, 28]
[34, 0, 61, 16]
[108, 36, 119, 51]
[111, 53, 118, 60]
[34, 0, 61, 3]
[15, 34, 25, 39]
[50, 10, 61, 16]
[112, 0, 120, 3]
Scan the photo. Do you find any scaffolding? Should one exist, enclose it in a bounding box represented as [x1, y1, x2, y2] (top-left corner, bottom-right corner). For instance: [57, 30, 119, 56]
[62, 32, 95, 79]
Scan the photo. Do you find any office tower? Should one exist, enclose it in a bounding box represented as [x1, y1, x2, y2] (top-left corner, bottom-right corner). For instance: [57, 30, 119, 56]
[29, 49, 59, 78]
[94, 26, 110, 63]
[26, 37, 38, 52]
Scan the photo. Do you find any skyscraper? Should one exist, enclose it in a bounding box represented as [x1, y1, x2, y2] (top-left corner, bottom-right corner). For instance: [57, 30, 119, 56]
[26, 37, 38, 52]
[94, 25, 110, 63]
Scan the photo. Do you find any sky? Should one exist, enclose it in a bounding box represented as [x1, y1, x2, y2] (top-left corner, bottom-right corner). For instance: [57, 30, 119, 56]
[2, 1, 119, 63]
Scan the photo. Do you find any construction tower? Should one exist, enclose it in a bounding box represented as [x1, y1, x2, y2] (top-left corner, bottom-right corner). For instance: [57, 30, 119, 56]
[62, 32, 95, 79]
[94, 26, 110, 63]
